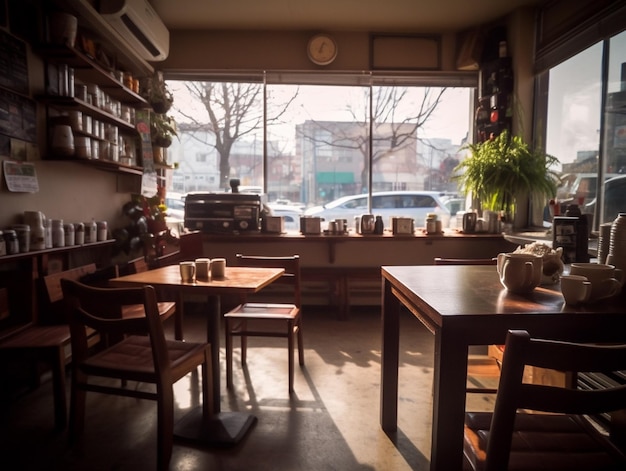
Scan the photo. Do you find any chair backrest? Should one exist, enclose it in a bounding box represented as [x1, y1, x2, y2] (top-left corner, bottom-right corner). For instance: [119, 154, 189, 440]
[60, 279, 170, 374]
[433, 257, 496, 265]
[484, 329, 626, 471]
[235, 254, 301, 307]
[38, 264, 97, 324]
[78, 264, 120, 287]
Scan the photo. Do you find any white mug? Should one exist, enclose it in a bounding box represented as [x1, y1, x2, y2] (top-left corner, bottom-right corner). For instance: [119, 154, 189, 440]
[179, 261, 196, 283]
[211, 258, 226, 278]
[195, 258, 211, 280]
[569, 263, 623, 301]
[496, 252, 543, 294]
[560, 274, 592, 305]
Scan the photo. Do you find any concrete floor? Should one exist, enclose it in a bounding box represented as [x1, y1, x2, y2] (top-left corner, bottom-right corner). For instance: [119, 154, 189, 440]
[0, 306, 497, 470]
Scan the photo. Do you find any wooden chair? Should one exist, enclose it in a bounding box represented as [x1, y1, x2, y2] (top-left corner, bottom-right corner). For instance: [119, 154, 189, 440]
[224, 254, 303, 393]
[78, 261, 183, 340]
[0, 264, 98, 429]
[464, 329, 626, 471]
[127, 258, 184, 340]
[61, 279, 212, 471]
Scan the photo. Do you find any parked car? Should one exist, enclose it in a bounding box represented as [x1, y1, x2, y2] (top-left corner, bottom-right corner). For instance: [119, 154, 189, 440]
[304, 191, 451, 230]
[584, 174, 626, 224]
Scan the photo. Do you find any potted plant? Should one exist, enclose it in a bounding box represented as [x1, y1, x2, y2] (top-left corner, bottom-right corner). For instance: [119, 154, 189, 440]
[453, 130, 560, 224]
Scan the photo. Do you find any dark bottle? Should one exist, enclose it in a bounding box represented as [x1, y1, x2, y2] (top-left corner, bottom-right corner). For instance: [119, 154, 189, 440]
[576, 213, 590, 263]
[374, 215, 384, 235]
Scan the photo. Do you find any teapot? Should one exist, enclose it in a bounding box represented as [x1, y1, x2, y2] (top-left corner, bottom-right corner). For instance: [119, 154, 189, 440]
[496, 252, 543, 293]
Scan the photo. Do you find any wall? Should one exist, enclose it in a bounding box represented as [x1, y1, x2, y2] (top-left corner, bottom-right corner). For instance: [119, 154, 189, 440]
[0, 27, 134, 232]
[0, 4, 538, 236]
[162, 30, 459, 72]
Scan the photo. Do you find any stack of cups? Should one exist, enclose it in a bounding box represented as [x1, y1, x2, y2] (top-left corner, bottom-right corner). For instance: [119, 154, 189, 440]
[606, 213, 626, 272]
[597, 222, 613, 264]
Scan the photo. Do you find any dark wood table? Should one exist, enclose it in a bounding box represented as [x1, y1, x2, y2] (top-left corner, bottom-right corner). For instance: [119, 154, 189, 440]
[380, 265, 626, 471]
[111, 264, 284, 447]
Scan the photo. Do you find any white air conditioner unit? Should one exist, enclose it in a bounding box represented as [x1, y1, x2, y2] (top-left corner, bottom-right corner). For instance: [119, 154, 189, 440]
[99, 0, 169, 62]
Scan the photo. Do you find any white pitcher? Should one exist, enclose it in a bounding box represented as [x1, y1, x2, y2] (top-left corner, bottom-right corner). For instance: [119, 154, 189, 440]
[497, 252, 543, 293]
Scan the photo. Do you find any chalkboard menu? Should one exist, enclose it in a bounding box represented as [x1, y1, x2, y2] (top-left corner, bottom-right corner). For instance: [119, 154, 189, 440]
[0, 29, 28, 95]
[0, 28, 35, 145]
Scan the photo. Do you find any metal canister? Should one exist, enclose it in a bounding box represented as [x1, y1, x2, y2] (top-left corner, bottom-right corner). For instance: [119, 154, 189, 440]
[96, 221, 108, 241]
[4, 229, 19, 254]
[74, 222, 85, 245]
[12, 224, 30, 252]
[83, 221, 97, 243]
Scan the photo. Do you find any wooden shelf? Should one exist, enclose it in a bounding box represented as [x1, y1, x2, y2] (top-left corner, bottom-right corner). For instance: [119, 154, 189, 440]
[36, 44, 149, 105]
[39, 95, 139, 133]
[0, 239, 116, 265]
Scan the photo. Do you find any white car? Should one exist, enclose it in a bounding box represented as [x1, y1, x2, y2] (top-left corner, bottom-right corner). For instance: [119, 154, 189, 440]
[304, 191, 451, 230]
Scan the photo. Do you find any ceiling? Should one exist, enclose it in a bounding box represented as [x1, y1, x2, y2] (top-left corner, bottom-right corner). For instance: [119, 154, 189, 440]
[150, 0, 543, 33]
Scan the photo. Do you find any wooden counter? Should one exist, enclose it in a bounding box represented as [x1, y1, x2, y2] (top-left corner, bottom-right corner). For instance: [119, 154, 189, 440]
[193, 230, 518, 318]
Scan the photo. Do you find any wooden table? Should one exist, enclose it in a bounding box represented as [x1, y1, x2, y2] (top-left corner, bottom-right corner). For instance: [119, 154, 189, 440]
[111, 264, 284, 447]
[380, 265, 626, 471]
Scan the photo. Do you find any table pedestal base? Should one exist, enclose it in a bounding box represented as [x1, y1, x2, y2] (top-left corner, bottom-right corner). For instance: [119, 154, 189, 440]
[174, 408, 257, 448]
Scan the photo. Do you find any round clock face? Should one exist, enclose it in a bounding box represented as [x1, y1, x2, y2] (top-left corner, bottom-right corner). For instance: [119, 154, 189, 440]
[307, 34, 338, 66]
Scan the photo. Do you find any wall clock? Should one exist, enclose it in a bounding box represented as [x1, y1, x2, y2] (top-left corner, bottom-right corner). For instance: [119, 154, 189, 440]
[307, 34, 338, 66]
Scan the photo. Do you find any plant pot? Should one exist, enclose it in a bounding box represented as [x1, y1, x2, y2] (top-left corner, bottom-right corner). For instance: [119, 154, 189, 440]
[151, 101, 172, 114]
[152, 145, 165, 164]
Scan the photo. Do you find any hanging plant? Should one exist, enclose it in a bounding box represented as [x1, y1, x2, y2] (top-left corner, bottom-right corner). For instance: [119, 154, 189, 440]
[141, 71, 173, 114]
[151, 112, 177, 148]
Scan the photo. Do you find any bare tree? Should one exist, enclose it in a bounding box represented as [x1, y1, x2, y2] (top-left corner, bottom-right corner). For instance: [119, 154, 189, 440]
[298, 87, 447, 189]
[174, 81, 297, 189]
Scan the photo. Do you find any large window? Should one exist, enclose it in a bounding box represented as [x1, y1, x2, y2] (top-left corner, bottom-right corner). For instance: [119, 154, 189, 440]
[165, 75, 473, 220]
[541, 30, 626, 229]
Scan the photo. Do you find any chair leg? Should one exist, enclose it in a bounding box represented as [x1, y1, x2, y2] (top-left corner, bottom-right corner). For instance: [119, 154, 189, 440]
[296, 321, 304, 366]
[288, 320, 295, 393]
[174, 292, 184, 341]
[241, 320, 248, 366]
[156, 386, 174, 471]
[225, 319, 234, 389]
[49, 345, 68, 429]
[69, 379, 86, 445]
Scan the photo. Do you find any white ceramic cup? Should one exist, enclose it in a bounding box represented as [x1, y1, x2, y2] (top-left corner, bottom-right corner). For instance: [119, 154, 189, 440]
[569, 263, 623, 301]
[560, 274, 592, 305]
[179, 261, 196, 283]
[496, 252, 543, 294]
[195, 258, 211, 280]
[210, 258, 226, 278]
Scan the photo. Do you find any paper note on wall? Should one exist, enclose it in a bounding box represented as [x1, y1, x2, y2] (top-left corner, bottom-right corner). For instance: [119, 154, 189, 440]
[3, 159, 39, 192]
